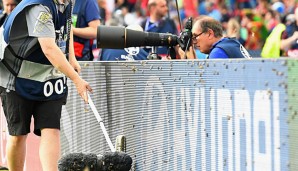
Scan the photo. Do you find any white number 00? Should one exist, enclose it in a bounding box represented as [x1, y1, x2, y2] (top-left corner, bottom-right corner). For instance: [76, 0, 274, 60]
[44, 79, 64, 97]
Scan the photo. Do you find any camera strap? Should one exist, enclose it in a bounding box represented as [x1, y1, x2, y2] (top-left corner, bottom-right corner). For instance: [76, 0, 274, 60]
[144, 18, 160, 32]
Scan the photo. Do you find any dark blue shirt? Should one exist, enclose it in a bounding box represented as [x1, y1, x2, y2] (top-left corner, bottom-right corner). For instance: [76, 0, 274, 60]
[209, 47, 229, 59]
[208, 37, 251, 59]
[100, 47, 148, 61]
[73, 0, 100, 61]
[141, 18, 178, 56]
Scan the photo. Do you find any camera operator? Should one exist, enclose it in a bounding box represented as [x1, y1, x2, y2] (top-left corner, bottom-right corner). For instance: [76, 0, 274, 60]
[181, 16, 251, 59]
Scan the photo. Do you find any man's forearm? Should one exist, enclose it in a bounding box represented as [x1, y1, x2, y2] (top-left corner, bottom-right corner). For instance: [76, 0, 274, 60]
[72, 20, 100, 39]
[38, 37, 81, 82]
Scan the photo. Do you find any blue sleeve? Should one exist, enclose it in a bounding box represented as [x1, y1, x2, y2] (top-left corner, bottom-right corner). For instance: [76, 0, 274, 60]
[101, 49, 126, 61]
[85, 0, 101, 23]
[135, 49, 149, 60]
[208, 47, 229, 59]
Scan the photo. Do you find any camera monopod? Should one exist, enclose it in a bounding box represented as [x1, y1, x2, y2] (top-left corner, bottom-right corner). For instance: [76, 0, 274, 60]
[87, 94, 126, 153]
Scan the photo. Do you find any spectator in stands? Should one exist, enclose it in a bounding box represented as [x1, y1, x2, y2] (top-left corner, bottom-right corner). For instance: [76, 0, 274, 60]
[181, 16, 251, 59]
[280, 7, 298, 57]
[72, 0, 101, 61]
[204, 1, 222, 21]
[140, 0, 178, 58]
[261, 8, 285, 58]
[271, 1, 285, 15]
[240, 10, 265, 50]
[0, 0, 18, 26]
[226, 18, 244, 45]
[126, 0, 137, 12]
[114, 0, 127, 11]
[100, 24, 149, 61]
[254, 0, 269, 18]
[220, 4, 231, 30]
[134, 7, 145, 26]
[264, 9, 279, 33]
[236, 0, 256, 9]
[283, 0, 296, 14]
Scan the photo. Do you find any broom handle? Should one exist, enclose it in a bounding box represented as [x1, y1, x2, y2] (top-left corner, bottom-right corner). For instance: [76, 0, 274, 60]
[88, 94, 116, 152]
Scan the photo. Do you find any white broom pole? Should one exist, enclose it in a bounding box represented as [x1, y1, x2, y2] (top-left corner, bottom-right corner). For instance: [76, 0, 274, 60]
[87, 93, 116, 152]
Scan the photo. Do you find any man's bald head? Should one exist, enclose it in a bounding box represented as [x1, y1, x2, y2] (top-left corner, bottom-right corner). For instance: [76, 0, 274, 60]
[148, 0, 165, 6]
[147, 0, 168, 20]
[193, 16, 223, 38]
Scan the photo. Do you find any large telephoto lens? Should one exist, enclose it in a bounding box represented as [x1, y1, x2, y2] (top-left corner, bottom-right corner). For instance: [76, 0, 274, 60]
[97, 26, 178, 49]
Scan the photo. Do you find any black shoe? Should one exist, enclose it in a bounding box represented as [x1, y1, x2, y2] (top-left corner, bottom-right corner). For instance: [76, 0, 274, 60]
[97, 151, 132, 171]
[0, 166, 8, 171]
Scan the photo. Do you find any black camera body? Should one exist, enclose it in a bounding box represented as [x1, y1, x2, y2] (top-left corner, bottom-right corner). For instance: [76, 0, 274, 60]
[178, 17, 193, 51]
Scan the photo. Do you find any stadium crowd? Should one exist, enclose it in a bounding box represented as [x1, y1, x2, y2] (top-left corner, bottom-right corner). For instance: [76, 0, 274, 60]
[102, 0, 298, 59]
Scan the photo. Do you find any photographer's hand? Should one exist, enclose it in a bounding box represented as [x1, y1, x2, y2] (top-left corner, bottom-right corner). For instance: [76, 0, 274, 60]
[178, 44, 196, 59]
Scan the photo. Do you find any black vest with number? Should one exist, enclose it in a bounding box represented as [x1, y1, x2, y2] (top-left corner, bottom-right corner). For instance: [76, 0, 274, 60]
[3, 0, 71, 101]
